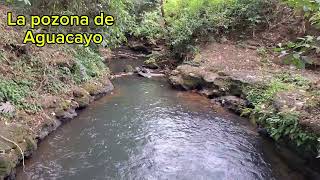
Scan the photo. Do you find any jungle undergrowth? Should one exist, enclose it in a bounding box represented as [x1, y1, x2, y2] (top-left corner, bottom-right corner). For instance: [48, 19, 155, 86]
[243, 73, 319, 156]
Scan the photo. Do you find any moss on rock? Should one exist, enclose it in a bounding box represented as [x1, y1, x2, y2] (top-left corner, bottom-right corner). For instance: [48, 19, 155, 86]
[82, 80, 104, 96]
[73, 87, 91, 109]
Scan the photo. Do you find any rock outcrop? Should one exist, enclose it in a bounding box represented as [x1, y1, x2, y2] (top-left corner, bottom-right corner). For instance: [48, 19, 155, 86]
[169, 64, 320, 157]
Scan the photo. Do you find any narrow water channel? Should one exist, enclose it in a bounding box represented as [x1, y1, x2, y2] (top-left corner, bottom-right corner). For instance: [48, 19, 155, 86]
[17, 76, 309, 180]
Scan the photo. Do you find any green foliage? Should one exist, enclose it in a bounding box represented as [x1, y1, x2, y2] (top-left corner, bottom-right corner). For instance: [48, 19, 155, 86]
[275, 35, 320, 69]
[0, 79, 40, 112]
[165, 0, 269, 39]
[275, 73, 311, 88]
[43, 67, 68, 94]
[246, 79, 290, 107]
[134, 10, 165, 41]
[104, 0, 137, 47]
[0, 79, 29, 106]
[264, 111, 317, 149]
[245, 74, 318, 154]
[133, 0, 272, 54]
[283, 0, 320, 28]
[246, 73, 310, 108]
[71, 46, 107, 84]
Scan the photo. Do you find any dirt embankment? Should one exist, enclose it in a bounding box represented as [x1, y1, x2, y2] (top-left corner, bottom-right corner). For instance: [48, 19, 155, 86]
[0, 5, 114, 179]
[169, 40, 320, 159]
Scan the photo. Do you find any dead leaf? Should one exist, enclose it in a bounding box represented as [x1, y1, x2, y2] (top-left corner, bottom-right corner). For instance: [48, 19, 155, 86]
[0, 102, 15, 114]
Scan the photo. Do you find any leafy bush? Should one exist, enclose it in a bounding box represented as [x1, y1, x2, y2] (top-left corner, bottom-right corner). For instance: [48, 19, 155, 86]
[246, 79, 291, 107]
[0, 79, 40, 112]
[283, 0, 320, 28]
[246, 73, 310, 108]
[265, 112, 317, 150]
[275, 35, 320, 69]
[134, 10, 165, 41]
[245, 74, 318, 153]
[133, 0, 272, 54]
[0, 79, 29, 105]
[71, 46, 107, 84]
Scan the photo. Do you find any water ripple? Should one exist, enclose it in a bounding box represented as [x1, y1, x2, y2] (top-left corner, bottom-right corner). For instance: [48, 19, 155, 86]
[17, 77, 303, 180]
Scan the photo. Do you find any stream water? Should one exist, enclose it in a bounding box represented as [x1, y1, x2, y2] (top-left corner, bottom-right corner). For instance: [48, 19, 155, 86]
[16, 76, 313, 180]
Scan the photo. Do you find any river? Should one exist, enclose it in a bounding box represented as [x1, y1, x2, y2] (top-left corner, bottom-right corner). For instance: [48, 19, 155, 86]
[16, 76, 312, 180]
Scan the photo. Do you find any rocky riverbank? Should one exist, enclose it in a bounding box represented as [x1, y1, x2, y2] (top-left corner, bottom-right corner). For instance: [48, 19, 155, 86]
[169, 41, 320, 160]
[0, 5, 117, 179]
[0, 77, 114, 179]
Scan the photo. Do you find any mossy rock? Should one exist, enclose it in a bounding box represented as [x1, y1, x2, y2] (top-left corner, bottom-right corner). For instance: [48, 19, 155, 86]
[144, 58, 159, 69]
[0, 155, 12, 178]
[54, 99, 78, 119]
[181, 74, 205, 90]
[75, 96, 90, 109]
[73, 87, 90, 109]
[82, 80, 104, 96]
[59, 100, 73, 111]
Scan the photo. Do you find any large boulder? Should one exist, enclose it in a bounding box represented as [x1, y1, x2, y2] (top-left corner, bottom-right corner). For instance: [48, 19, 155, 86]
[169, 65, 252, 95]
[169, 65, 208, 90]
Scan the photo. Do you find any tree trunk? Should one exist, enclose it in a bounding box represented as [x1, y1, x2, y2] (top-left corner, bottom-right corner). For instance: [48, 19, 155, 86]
[160, 0, 166, 26]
